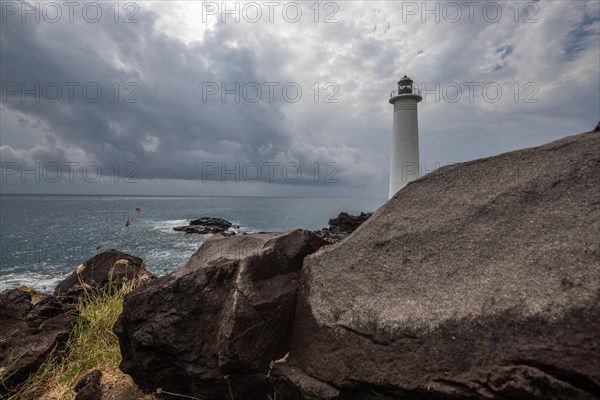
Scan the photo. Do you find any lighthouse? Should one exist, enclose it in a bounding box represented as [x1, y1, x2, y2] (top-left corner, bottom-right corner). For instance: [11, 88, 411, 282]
[388, 75, 422, 199]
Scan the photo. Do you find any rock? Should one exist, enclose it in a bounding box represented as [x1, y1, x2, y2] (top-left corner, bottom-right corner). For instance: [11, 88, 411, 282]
[74, 383, 102, 400]
[189, 217, 233, 229]
[280, 131, 600, 399]
[173, 217, 238, 235]
[74, 369, 102, 400]
[0, 287, 78, 392]
[594, 121, 600, 132]
[327, 212, 372, 234]
[55, 250, 155, 301]
[313, 212, 372, 244]
[172, 225, 220, 234]
[114, 229, 324, 399]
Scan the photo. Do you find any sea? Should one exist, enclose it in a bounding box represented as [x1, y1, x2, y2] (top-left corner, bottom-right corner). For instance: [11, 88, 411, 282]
[0, 194, 384, 293]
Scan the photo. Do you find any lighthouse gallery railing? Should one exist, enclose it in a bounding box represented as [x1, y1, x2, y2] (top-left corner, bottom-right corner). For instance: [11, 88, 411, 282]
[390, 86, 422, 98]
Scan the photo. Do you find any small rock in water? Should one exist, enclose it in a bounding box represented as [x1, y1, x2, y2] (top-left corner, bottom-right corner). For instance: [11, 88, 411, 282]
[173, 217, 238, 235]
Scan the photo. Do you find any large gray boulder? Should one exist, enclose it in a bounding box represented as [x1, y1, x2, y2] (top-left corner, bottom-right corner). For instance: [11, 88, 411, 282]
[274, 131, 600, 399]
[114, 229, 324, 399]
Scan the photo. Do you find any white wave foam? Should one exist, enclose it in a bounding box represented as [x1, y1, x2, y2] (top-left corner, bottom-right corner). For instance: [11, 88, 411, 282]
[0, 271, 69, 294]
[151, 219, 190, 232]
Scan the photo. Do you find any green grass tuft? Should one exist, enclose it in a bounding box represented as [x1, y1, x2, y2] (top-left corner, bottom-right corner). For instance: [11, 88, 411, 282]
[7, 282, 134, 400]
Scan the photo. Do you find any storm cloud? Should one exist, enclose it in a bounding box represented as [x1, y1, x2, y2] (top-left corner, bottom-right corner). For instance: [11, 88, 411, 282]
[1, 1, 599, 197]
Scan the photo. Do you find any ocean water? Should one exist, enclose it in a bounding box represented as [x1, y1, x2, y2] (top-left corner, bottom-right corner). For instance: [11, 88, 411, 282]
[0, 194, 384, 293]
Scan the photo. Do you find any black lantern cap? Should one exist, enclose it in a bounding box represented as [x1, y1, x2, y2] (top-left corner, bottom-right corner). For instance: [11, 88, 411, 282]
[398, 75, 414, 94]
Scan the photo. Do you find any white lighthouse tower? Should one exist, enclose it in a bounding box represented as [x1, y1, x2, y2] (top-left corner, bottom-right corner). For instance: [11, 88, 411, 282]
[388, 75, 422, 199]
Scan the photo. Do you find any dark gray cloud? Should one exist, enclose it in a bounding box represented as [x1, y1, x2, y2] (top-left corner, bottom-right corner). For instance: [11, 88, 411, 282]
[1, 1, 599, 197]
[1, 6, 298, 182]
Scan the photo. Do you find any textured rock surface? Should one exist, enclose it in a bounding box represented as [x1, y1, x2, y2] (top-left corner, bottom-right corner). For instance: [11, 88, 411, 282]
[55, 249, 155, 301]
[281, 131, 600, 399]
[0, 288, 79, 392]
[114, 229, 324, 399]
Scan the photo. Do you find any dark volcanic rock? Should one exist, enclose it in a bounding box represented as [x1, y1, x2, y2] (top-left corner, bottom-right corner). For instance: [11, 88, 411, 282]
[55, 249, 155, 301]
[114, 229, 324, 399]
[313, 212, 372, 244]
[0, 288, 78, 392]
[173, 217, 237, 234]
[74, 369, 103, 400]
[172, 225, 220, 234]
[279, 131, 600, 399]
[190, 217, 232, 228]
[327, 212, 372, 234]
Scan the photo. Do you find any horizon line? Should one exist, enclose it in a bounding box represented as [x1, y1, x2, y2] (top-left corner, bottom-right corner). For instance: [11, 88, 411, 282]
[0, 192, 386, 201]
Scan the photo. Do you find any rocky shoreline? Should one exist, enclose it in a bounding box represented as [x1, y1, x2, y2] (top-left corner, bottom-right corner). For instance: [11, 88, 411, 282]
[0, 211, 372, 398]
[1, 129, 599, 399]
[172, 212, 373, 244]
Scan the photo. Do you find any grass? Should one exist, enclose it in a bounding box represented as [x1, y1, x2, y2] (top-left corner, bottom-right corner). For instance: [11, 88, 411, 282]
[6, 281, 139, 400]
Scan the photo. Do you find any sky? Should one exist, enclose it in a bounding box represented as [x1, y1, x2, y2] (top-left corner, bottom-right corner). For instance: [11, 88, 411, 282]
[1, 0, 599, 199]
